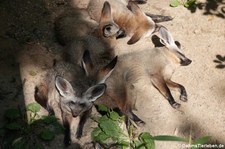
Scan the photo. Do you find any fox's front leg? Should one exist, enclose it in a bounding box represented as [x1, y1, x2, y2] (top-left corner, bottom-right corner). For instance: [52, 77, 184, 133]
[62, 113, 73, 146]
[76, 109, 92, 139]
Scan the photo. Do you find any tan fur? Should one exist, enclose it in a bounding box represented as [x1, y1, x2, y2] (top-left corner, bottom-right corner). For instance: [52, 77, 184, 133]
[87, 0, 155, 44]
[55, 2, 122, 47]
[95, 33, 191, 123]
[96, 46, 175, 111]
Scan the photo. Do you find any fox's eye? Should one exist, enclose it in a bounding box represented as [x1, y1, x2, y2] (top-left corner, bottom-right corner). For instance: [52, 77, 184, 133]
[69, 101, 76, 105]
[105, 26, 111, 31]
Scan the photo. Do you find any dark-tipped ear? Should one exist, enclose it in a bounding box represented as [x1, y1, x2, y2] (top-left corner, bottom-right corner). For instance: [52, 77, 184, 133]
[85, 83, 106, 102]
[127, 29, 144, 45]
[55, 76, 74, 97]
[127, 1, 142, 16]
[100, 1, 112, 23]
[82, 50, 94, 76]
[98, 56, 117, 83]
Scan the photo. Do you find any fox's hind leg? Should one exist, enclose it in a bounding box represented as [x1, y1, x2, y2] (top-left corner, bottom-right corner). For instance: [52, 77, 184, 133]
[150, 75, 180, 109]
[166, 79, 188, 102]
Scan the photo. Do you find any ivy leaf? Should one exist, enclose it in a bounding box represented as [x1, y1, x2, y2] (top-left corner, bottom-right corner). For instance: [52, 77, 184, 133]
[39, 129, 55, 141]
[133, 140, 145, 149]
[5, 108, 20, 120]
[27, 102, 41, 113]
[91, 127, 102, 140]
[139, 132, 155, 149]
[184, 0, 196, 8]
[92, 127, 110, 144]
[170, 0, 180, 7]
[100, 119, 122, 137]
[97, 105, 109, 112]
[109, 111, 120, 121]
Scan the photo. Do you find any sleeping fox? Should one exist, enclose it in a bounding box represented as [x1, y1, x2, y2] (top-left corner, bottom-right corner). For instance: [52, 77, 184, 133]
[94, 26, 191, 125]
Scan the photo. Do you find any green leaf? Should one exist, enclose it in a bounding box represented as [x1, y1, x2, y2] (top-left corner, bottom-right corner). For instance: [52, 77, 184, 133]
[42, 115, 58, 124]
[6, 122, 22, 130]
[27, 102, 41, 113]
[170, 0, 180, 7]
[193, 136, 211, 145]
[91, 127, 102, 140]
[133, 140, 145, 149]
[109, 111, 120, 121]
[92, 130, 110, 144]
[153, 135, 188, 142]
[5, 108, 20, 120]
[184, 0, 196, 8]
[99, 119, 122, 137]
[117, 140, 130, 147]
[139, 132, 155, 149]
[97, 105, 109, 112]
[39, 129, 55, 141]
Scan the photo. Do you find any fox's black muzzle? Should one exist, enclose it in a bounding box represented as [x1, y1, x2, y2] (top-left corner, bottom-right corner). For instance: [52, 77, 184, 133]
[180, 58, 192, 66]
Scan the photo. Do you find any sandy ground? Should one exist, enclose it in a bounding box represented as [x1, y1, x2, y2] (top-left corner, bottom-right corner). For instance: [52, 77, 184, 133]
[0, 0, 225, 148]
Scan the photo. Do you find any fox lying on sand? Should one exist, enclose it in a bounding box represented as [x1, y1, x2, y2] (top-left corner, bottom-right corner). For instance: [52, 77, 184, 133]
[94, 26, 191, 125]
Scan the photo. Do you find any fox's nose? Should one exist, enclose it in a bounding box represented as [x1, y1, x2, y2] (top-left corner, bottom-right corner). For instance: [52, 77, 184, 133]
[72, 112, 79, 117]
[116, 29, 126, 39]
[180, 58, 192, 66]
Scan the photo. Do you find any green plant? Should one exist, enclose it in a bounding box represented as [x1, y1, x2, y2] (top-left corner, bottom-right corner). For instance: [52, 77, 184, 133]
[91, 105, 210, 149]
[170, 0, 197, 8]
[1, 103, 63, 149]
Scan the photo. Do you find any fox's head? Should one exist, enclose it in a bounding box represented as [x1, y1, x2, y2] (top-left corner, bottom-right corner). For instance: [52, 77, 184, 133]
[158, 26, 192, 66]
[98, 1, 126, 39]
[55, 51, 117, 117]
[127, 1, 156, 45]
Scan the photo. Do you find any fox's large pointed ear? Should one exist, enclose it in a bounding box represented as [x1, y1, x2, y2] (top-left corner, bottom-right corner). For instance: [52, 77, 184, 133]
[158, 26, 175, 46]
[55, 76, 74, 97]
[85, 83, 106, 102]
[82, 50, 94, 76]
[127, 29, 145, 44]
[97, 56, 117, 83]
[127, 1, 142, 16]
[100, 1, 112, 23]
